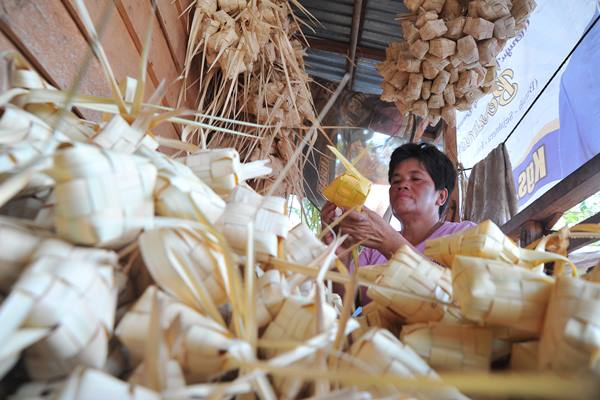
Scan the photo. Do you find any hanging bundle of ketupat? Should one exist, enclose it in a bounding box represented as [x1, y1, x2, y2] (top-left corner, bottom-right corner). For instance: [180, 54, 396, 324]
[378, 0, 538, 126]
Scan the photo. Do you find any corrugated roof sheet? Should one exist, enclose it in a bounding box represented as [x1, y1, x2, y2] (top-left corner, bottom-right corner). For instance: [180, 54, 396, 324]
[299, 0, 407, 94]
[360, 0, 407, 50]
[352, 57, 383, 94]
[304, 48, 346, 83]
[297, 0, 354, 43]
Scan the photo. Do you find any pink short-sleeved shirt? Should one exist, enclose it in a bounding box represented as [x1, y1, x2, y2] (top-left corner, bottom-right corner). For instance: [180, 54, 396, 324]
[357, 220, 477, 267]
[353, 220, 476, 305]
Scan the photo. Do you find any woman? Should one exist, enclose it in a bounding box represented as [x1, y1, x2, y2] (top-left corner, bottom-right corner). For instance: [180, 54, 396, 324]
[321, 142, 475, 272]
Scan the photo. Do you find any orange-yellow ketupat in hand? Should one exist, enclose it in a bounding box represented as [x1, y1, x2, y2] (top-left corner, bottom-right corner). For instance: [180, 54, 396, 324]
[322, 145, 372, 209]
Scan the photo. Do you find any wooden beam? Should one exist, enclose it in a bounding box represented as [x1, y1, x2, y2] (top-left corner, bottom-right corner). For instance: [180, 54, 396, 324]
[502, 153, 600, 238]
[568, 212, 600, 252]
[0, 0, 111, 121]
[433, 128, 444, 145]
[412, 116, 428, 143]
[443, 121, 460, 222]
[347, 0, 364, 82]
[519, 220, 545, 248]
[305, 37, 385, 61]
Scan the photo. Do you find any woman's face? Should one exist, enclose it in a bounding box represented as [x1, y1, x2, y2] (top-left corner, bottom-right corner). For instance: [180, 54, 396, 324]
[389, 158, 447, 219]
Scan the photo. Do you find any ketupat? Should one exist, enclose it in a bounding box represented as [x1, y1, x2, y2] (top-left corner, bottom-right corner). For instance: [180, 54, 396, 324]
[336, 328, 468, 399]
[285, 222, 328, 266]
[145, 150, 226, 224]
[538, 276, 600, 374]
[217, 185, 289, 259]
[9, 367, 161, 400]
[368, 245, 452, 323]
[424, 220, 521, 267]
[0, 256, 116, 380]
[179, 148, 271, 197]
[400, 322, 493, 371]
[49, 143, 157, 248]
[451, 255, 554, 336]
[322, 145, 372, 210]
[138, 228, 229, 320]
[116, 286, 233, 383]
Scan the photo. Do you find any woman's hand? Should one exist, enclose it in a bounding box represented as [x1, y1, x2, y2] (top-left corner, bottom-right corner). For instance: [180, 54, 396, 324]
[338, 207, 407, 259]
[320, 201, 338, 245]
[320, 201, 357, 265]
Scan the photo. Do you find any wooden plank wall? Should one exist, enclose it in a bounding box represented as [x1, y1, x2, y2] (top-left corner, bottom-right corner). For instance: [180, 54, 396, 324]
[0, 0, 196, 140]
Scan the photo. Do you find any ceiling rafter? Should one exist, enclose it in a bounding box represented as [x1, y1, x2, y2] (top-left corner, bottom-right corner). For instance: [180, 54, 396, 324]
[305, 37, 385, 61]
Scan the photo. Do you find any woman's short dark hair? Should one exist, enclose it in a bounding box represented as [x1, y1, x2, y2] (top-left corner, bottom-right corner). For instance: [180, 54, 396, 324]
[388, 143, 456, 216]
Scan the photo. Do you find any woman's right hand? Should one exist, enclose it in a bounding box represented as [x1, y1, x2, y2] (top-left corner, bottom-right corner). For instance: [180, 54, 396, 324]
[320, 201, 338, 245]
[320, 201, 356, 267]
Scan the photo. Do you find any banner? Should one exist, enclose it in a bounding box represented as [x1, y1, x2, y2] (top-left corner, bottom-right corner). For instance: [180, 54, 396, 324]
[510, 12, 600, 208]
[455, 0, 599, 209]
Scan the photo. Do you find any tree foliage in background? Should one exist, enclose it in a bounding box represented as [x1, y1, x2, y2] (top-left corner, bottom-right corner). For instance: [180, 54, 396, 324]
[289, 196, 321, 234]
[556, 191, 600, 250]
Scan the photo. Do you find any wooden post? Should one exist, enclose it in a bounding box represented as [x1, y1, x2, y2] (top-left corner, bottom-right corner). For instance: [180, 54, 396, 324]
[519, 220, 545, 248]
[347, 0, 365, 85]
[443, 120, 460, 222]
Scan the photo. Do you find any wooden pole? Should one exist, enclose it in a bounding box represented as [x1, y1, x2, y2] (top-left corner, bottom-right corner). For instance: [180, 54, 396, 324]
[443, 120, 460, 222]
[347, 0, 365, 85]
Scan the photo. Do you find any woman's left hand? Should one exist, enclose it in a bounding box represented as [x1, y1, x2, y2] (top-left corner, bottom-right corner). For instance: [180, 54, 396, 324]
[338, 207, 407, 258]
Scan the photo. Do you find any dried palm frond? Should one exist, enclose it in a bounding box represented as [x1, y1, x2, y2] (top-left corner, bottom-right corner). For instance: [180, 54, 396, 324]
[3, 52, 94, 144]
[182, 0, 317, 197]
[400, 322, 493, 371]
[126, 287, 186, 392]
[0, 105, 58, 175]
[179, 147, 271, 196]
[49, 143, 156, 248]
[528, 223, 600, 275]
[255, 269, 287, 328]
[452, 255, 554, 336]
[0, 328, 48, 380]
[258, 294, 339, 399]
[0, 256, 116, 380]
[539, 276, 600, 374]
[5, 1, 600, 396]
[367, 245, 452, 323]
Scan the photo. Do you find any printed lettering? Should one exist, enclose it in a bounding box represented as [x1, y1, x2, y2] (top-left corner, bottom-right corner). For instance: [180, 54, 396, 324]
[526, 163, 535, 194]
[518, 172, 527, 198]
[532, 145, 547, 182]
[494, 69, 518, 106]
[517, 145, 548, 200]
